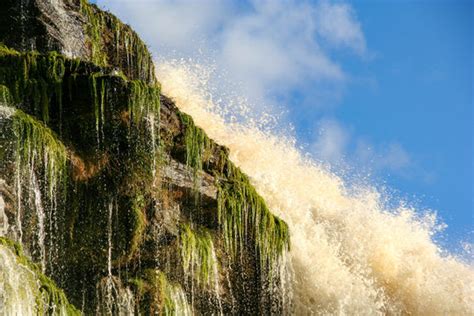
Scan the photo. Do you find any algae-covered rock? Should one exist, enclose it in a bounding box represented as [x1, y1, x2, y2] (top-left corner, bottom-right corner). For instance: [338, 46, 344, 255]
[0, 0, 291, 314]
[0, 237, 80, 315]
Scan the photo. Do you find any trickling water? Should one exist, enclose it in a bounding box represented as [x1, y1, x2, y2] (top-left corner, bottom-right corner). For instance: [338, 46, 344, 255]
[0, 245, 39, 315]
[5, 107, 67, 276]
[31, 172, 46, 273]
[0, 108, 13, 238]
[96, 276, 136, 316]
[179, 224, 223, 314]
[264, 250, 293, 314]
[14, 140, 23, 244]
[156, 271, 193, 316]
[224, 268, 236, 315]
[157, 60, 474, 315]
[148, 113, 158, 184]
[107, 201, 114, 278]
[210, 245, 223, 315]
[0, 241, 79, 315]
[0, 195, 7, 236]
[95, 200, 136, 315]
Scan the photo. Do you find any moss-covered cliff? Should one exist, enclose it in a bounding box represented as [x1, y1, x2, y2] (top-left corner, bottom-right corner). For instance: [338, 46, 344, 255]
[0, 1, 290, 315]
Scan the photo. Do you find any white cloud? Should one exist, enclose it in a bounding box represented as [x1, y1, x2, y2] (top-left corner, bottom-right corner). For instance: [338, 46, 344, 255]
[312, 119, 350, 163]
[312, 119, 413, 176]
[217, 0, 346, 102]
[355, 139, 412, 173]
[315, 0, 366, 55]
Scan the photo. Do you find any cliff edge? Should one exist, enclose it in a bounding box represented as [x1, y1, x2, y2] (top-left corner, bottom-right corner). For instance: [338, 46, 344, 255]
[0, 1, 290, 314]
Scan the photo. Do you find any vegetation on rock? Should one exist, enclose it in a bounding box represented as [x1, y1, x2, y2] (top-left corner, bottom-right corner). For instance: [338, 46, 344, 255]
[0, 1, 291, 314]
[179, 222, 219, 287]
[0, 237, 80, 315]
[79, 0, 156, 84]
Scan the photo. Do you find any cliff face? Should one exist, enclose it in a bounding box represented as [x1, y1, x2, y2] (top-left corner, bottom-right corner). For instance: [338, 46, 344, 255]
[0, 1, 290, 315]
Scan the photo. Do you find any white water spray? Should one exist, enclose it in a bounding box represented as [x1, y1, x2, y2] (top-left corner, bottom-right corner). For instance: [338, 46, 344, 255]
[156, 60, 474, 315]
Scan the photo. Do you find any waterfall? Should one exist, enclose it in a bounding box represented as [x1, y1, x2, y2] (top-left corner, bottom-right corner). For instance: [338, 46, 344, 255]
[156, 60, 474, 315]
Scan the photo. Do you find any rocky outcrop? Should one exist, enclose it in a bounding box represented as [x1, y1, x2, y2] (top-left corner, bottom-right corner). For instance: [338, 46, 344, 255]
[0, 0, 155, 83]
[0, 0, 88, 59]
[0, 1, 290, 315]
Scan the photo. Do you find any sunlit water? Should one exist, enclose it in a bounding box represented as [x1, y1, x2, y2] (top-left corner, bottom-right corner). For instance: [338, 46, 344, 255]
[0, 246, 38, 315]
[156, 60, 474, 315]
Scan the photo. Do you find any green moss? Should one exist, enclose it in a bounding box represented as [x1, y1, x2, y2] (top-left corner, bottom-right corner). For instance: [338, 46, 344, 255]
[217, 156, 290, 274]
[128, 80, 161, 126]
[0, 45, 162, 164]
[0, 84, 12, 104]
[0, 43, 20, 56]
[79, 0, 108, 66]
[12, 109, 68, 201]
[130, 270, 191, 315]
[88, 72, 106, 143]
[0, 45, 68, 125]
[130, 194, 146, 251]
[177, 111, 212, 178]
[0, 237, 81, 315]
[177, 110, 289, 274]
[119, 194, 147, 264]
[179, 223, 218, 287]
[79, 0, 156, 83]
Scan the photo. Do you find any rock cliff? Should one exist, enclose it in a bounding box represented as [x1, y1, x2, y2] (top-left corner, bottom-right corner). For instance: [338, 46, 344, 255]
[0, 0, 290, 315]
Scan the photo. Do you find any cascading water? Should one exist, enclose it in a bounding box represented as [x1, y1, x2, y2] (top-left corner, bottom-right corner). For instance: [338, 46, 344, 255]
[0, 104, 78, 315]
[0, 106, 13, 238]
[95, 200, 136, 316]
[0, 103, 68, 276]
[156, 60, 474, 315]
[96, 275, 136, 316]
[0, 245, 39, 315]
[0, 195, 7, 236]
[148, 113, 158, 183]
[179, 223, 223, 314]
[31, 172, 46, 273]
[0, 240, 78, 315]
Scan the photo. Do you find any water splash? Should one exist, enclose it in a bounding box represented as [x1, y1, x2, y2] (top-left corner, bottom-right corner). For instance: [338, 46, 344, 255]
[156, 60, 474, 315]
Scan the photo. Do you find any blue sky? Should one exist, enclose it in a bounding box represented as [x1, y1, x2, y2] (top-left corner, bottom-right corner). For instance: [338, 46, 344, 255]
[335, 0, 473, 248]
[94, 0, 473, 250]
